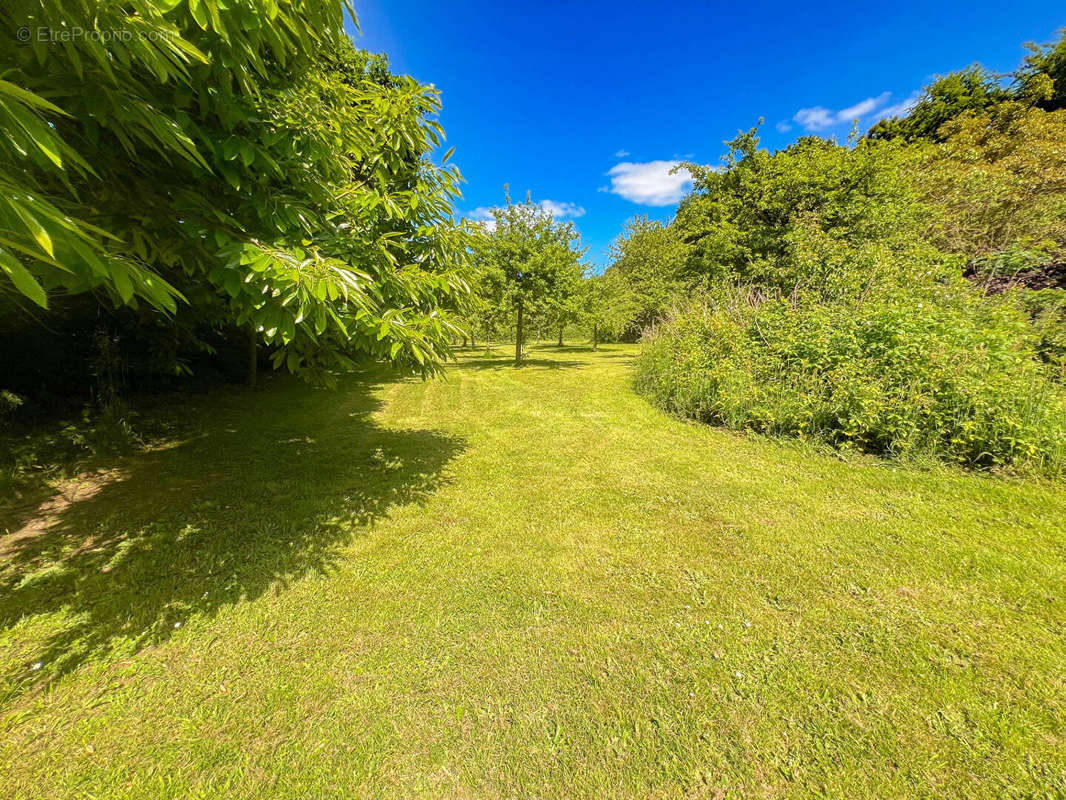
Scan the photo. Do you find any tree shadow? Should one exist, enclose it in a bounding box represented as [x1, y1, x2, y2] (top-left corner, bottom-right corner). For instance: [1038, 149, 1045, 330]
[586, 352, 638, 360]
[0, 366, 464, 702]
[449, 357, 586, 372]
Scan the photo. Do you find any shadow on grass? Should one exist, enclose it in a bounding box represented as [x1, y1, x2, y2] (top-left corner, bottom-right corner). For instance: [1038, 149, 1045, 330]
[547, 345, 596, 353]
[449, 357, 586, 371]
[0, 366, 464, 702]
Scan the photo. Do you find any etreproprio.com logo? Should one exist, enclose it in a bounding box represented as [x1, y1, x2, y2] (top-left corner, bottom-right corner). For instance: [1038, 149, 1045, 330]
[16, 25, 175, 43]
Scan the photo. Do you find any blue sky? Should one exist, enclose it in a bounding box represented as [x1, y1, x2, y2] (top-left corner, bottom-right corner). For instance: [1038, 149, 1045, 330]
[348, 0, 1066, 270]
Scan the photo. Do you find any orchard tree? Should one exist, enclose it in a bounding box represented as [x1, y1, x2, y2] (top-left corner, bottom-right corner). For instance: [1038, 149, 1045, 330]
[581, 270, 635, 349]
[476, 193, 585, 363]
[544, 257, 586, 346]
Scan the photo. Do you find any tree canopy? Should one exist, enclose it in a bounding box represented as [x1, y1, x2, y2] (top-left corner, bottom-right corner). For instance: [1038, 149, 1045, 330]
[1, 0, 474, 384]
[471, 194, 585, 362]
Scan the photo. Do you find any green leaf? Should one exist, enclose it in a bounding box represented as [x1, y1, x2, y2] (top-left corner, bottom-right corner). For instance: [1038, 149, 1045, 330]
[0, 81, 69, 116]
[189, 0, 209, 29]
[0, 249, 47, 308]
[12, 205, 54, 257]
[111, 262, 135, 304]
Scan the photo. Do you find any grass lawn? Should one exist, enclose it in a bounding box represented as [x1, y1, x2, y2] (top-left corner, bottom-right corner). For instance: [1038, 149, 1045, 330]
[2, 343, 1065, 798]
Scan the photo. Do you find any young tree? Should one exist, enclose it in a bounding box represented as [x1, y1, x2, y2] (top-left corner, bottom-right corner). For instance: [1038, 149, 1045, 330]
[581, 270, 636, 349]
[544, 258, 586, 346]
[475, 194, 585, 363]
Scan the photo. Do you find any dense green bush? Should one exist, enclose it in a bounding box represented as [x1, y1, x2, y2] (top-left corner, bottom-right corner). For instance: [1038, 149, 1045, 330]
[1019, 288, 1066, 381]
[637, 288, 1066, 475]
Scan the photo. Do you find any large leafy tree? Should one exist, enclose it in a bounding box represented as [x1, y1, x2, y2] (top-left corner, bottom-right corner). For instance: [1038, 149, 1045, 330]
[866, 66, 1011, 142]
[0, 0, 473, 384]
[673, 129, 945, 300]
[474, 194, 584, 363]
[868, 30, 1066, 142]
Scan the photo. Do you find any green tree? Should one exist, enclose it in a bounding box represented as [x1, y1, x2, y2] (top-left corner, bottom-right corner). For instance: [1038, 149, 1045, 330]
[544, 257, 586, 347]
[580, 270, 635, 349]
[867, 66, 1011, 142]
[606, 215, 689, 338]
[674, 128, 945, 300]
[0, 1, 474, 384]
[475, 194, 584, 363]
[1018, 29, 1066, 112]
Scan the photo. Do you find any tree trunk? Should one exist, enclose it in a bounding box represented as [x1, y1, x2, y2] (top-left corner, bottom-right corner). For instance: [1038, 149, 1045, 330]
[247, 323, 258, 387]
[470, 331, 476, 349]
[593, 322, 599, 351]
[515, 300, 524, 364]
[462, 335, 469, 348]
[558, 325, 564, 347]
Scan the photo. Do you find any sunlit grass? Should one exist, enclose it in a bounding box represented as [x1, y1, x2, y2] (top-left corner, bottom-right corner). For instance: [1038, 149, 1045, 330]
[2, 343, 1064, 798]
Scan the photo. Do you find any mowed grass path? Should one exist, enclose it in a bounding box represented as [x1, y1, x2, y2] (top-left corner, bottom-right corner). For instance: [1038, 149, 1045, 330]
[2, 344, 1065, 798]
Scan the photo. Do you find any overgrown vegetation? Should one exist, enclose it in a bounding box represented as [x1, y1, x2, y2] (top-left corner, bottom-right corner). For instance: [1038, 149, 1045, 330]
[629, 29, 1066, 475]
[638, 287, 1066, 473]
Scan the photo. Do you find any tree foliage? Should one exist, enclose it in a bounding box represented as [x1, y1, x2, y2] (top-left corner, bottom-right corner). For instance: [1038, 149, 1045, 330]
[674, 130, 949, 299]
[868, 29, 1066, 142]
[866, 66, 1011, 142]
[604, 216, 688, 338]
[1019, 29, 1066, 112]
[915, 105, 1066, 271]
[0, 0, 474, 384]
[472, 195, 585, 362]
[579, 270, 637, 348]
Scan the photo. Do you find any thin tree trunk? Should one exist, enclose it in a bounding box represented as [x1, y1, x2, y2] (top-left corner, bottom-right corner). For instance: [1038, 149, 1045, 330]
[470, 331, 476, 349]
[593, 322, 598, 351]
[247, 323, 258, 387]
[515, 300, 524, 363]
[558, 325, 563, 347]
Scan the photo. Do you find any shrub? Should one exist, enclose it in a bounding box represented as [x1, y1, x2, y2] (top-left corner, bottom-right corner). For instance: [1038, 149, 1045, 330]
[1017, 288, 1066, 381]
[637, 287, 1066, 476]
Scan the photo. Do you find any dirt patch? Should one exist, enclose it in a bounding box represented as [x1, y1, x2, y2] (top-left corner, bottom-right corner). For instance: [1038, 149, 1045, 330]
[0, 468, 129, 557]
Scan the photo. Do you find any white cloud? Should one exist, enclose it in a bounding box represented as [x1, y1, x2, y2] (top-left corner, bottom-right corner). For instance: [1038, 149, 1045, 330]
[836, 92, 891, 122]
[871, 91, 922, 121]
[467, 206, 496, 232]
[466, 199, 585, 230]
[775, 120, 793, 133]
[538, 200, 586, 219]
[792, 92, 894, 132]
[615, 149, 630, 158]
[792, 106, 836, 131]
[606, 160, 693, 206]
